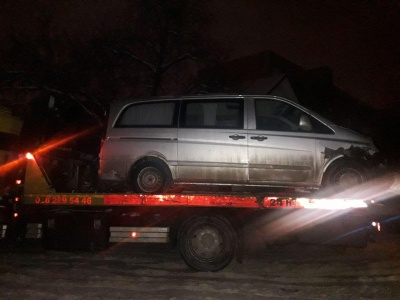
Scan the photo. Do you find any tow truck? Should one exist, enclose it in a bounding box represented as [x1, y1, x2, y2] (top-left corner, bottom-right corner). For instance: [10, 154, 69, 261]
[0, 149, 383, 272]
[0, 106, 24, 239]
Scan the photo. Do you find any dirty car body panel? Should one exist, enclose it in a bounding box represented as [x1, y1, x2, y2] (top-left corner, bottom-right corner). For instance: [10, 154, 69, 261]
[177, 98, 248, 183]
[98, 95, 378, 191]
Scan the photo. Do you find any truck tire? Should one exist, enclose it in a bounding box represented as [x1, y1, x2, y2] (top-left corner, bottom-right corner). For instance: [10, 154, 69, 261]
[178, 214, 237, 272]
[323, 160, 366, 191]
[131, 161, 171, 194]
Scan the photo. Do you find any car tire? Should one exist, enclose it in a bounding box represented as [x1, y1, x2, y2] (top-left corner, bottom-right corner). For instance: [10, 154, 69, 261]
[323, 160, 366, 192]
[131, 161, 171, 194]
[178, 214, 237, 272]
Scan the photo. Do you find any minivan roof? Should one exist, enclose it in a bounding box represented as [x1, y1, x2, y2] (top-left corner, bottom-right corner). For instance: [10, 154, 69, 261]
[111, 94, 294, 112]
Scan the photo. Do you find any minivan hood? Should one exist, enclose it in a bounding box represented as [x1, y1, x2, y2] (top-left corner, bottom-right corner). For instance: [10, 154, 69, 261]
[330, 125, 377, 150]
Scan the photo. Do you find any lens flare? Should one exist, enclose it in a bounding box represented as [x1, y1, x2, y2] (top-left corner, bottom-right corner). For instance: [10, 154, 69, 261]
[26, 153, 34, 160]
[295, 198, 368, 209]
[246, 175, 400, 243]
[0, 125, 100, 176]
[0, 157, 26, 176]
[34, 125, 99, 156]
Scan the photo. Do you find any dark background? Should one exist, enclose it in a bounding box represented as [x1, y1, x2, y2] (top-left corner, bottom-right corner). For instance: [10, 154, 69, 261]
[0, 0, 399, 161]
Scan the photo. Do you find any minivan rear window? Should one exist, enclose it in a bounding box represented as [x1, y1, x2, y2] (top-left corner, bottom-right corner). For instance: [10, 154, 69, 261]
[115, 101, 178, 127]
[180, 99, 244, 129]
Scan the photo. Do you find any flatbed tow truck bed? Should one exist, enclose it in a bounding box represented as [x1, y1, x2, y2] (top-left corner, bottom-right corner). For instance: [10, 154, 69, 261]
[2, 153, 376, 271]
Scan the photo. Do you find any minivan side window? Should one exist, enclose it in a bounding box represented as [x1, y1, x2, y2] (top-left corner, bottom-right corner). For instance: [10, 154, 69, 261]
[180, 99, 244, 129]
[115, 101, 178, 127]
[255, 99, 333, 134]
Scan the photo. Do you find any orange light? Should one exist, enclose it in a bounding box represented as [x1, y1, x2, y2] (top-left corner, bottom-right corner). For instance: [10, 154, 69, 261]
[131, 232, 139, 238]
[15, 197, 19, 202]
[13, 213, 18, 218]
[24, 126, 99, 162]
[34, 126, 100, 156]
[0, 157, 26, 175]
[0, 126, 99, 176]
[26, 152, 35, 160]
[16, 179, 22, 185]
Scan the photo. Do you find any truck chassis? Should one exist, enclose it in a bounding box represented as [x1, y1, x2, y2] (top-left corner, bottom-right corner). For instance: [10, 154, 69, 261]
[2, 153, 374, 271]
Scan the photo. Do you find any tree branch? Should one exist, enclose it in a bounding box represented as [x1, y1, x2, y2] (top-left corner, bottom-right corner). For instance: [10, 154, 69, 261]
[167, 30, 196, 41]
[105, 46, 156, 73]
[162, 53, 197, 72]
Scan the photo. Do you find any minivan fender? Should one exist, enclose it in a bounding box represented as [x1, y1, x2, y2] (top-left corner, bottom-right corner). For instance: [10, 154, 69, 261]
[322, 154, 345, 174]
[320, 145, 376, 184]
[318, 153, 348, 185]
[127, 154, 174, 181]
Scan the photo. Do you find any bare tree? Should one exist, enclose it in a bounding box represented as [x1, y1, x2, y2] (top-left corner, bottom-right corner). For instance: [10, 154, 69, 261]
[0, 1, 210, 153]
[105, 0, 206, 96]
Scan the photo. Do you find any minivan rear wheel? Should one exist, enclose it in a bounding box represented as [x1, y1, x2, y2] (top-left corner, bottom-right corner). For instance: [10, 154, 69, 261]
[131, 162, 171, 194]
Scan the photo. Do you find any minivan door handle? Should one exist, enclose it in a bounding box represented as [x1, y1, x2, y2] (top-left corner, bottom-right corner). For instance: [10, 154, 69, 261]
[250, 135, 268, 141]
[229, 134, 246, 140]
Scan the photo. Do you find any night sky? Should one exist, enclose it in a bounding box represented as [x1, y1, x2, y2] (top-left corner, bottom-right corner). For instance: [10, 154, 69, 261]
[0, 0, 399, 154]
[1, 1, 398, 106]
[204, 1, 399, 109]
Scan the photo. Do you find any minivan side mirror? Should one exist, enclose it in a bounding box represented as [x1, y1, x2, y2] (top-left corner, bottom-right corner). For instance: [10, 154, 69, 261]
[299, 114, 312, 131]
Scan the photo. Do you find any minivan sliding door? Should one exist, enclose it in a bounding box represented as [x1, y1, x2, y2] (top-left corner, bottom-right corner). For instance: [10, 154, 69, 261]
[177, 98, 248, 183]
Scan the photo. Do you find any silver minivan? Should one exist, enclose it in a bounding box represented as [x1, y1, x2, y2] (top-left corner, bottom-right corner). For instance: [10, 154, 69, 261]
[98, 95, 378, 193]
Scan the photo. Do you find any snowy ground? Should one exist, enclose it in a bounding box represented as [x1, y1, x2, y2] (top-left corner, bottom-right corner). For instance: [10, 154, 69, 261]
[1, 233, 399, 299]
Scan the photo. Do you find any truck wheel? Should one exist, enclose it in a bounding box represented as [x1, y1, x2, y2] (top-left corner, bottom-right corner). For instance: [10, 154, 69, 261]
[323, 161, 365, 191]
[131, 162, 171, 194]
[178, 214, 237, 272]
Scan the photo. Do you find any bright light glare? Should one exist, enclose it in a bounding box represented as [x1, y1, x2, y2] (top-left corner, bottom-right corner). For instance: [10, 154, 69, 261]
[26, 153, 34, 160]
[0, 157, 26, 175]
[296, 198, 368, 210]
[321, 173, 400, 204]
[34, 126, 99, 156]
[25, 126, 99, 161]
[131, 232, 138, 238]
[15, 179, 22, 185]
[371, 221, 381, 232]
[1, 126, 99, 176]
[252, 177, 399, 243]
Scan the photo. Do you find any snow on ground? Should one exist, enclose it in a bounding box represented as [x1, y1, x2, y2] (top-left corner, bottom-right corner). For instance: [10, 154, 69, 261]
[1, 233, 399, 299]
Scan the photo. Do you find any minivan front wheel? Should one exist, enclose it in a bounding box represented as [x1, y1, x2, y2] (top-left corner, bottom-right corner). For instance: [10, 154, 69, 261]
[323, 161, 366, 192]
[131, 162, 171, 194]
